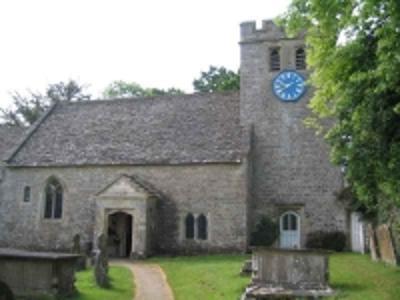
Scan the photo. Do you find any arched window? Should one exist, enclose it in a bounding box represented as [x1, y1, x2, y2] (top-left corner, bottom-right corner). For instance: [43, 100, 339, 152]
[270, 49, 280, 71]
[197, 214, 208, 240]
[23, 186, 31, 202]
[295, 48, 306, 70]
[44, 178, 63, 219]
[185, 213, 195, 239]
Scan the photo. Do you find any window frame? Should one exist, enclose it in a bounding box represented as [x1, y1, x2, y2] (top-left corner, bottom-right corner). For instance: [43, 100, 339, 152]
[23, 186, 31, 203]
[197, 214, 208, 240]
[295, 47, 306, 70]
[279, 211, 301, 248]
[183, 213, 209, 241]
[185, 213, 195, 239]
[43, 177, 64, 220]
[269, 48, 281, 71]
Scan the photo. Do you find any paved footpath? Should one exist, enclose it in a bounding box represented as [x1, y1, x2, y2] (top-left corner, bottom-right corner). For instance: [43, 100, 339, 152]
[111, 260, 174, 300]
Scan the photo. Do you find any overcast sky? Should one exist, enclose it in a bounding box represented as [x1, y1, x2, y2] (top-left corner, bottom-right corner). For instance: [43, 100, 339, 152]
[0, 0, 290, 108]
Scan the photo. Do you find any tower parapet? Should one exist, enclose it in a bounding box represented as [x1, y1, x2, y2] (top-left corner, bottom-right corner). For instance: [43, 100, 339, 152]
[240, 20, 286, 43]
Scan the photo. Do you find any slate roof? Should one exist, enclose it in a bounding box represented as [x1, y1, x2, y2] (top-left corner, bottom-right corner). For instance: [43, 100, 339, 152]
[0, 125, 26, 162]
[8, 92, 246, 166]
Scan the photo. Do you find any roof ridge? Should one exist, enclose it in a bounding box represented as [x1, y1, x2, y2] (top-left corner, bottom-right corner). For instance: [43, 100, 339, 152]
[59, 91, 240, 106]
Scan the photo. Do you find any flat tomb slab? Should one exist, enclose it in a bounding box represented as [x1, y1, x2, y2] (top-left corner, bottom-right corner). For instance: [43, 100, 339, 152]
[242, 247, 335, 299]
[0, 248, 80, 298]
[251, 247, 331, 289]
[0, 248, 80, 260]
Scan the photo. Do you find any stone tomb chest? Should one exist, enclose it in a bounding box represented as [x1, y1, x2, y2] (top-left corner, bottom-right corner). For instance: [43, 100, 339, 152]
[0, 248, 80, 298]
[243, 247, 334, 299]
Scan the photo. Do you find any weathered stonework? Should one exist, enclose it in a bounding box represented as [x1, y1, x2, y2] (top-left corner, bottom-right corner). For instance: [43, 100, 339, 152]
[240, 20, 347, 245]
[0, 163, 249, 254]
[0, 19, 347, 255]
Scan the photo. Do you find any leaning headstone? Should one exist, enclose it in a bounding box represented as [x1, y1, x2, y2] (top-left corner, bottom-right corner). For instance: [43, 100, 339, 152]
[94, 234, 110, 288]
[0, 281, 14, 300]
[376, 224, 397, 266]
[72, 234, 86, 271]
[367, 224, 379, 261]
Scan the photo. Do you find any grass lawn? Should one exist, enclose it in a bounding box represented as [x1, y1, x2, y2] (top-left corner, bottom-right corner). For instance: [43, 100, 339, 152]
[68, 266, 133, 300]
[330, 253, 400, 299]
[151, 253, 400, 300]
[150, 255, 249, 300]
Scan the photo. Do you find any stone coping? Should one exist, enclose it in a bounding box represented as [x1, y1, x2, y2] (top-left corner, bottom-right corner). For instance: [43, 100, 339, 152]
[245, 284, 335, 297]
[0, 248, 81, 260]
[249, 246, 332, 255]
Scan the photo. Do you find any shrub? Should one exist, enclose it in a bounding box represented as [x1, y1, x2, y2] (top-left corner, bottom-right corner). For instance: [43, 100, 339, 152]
[250, 215, 279, 246]
[0, 281, 14, 300]
[306, 230, 346, 251]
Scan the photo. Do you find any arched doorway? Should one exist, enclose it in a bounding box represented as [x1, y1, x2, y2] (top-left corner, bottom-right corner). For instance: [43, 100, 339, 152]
[107, 212, 133, 257]
[279, 211, 300, 248]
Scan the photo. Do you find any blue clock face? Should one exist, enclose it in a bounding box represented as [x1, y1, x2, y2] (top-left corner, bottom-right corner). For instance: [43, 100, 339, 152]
[272, 70, 306, 102]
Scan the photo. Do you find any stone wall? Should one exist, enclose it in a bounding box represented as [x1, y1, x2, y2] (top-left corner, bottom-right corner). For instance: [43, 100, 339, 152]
[240, 20, 347, 246]
[0, 162, 248, 254]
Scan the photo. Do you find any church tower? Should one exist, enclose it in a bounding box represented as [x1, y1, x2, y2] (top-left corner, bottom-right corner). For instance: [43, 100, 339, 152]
[239, 20, 347, 248]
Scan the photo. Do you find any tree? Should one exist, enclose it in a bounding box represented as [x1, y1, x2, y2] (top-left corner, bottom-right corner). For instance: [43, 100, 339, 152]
[250, 215, 279, 246]
[102, 80, 184, 99]
[193, 66, 240, 93]
[46, 81, 91, 103]
[1, 80, 91, 126]
[280, 0, 400, 215]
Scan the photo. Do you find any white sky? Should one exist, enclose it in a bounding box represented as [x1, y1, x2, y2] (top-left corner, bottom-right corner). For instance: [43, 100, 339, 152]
[0, 0, 290, 108]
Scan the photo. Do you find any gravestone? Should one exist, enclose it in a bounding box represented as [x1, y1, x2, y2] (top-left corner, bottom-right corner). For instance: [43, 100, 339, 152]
[367, 224, 379, 261]
[84, 242, 93, 267]
[72, 234, 81, 253]
[72, 234, 86, 271]
[94, 234, 110, 288]
[376, 224, 397, 266]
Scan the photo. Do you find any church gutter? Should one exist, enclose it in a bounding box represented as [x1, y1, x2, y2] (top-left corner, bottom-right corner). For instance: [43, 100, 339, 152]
[5, 159, 244, 169]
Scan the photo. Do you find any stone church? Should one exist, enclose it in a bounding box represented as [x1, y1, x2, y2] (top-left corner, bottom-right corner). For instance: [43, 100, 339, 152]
[0, 20, 347, 257]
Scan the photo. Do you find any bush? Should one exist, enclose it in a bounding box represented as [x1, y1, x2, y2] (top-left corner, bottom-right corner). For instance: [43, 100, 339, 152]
[306, 231, 346, 251]
[0, 281, 14, 300]
[250, 216, 279, 246]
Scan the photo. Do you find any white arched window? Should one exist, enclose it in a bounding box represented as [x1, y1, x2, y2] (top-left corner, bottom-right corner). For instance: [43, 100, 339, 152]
[279, 211, 300, 248]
